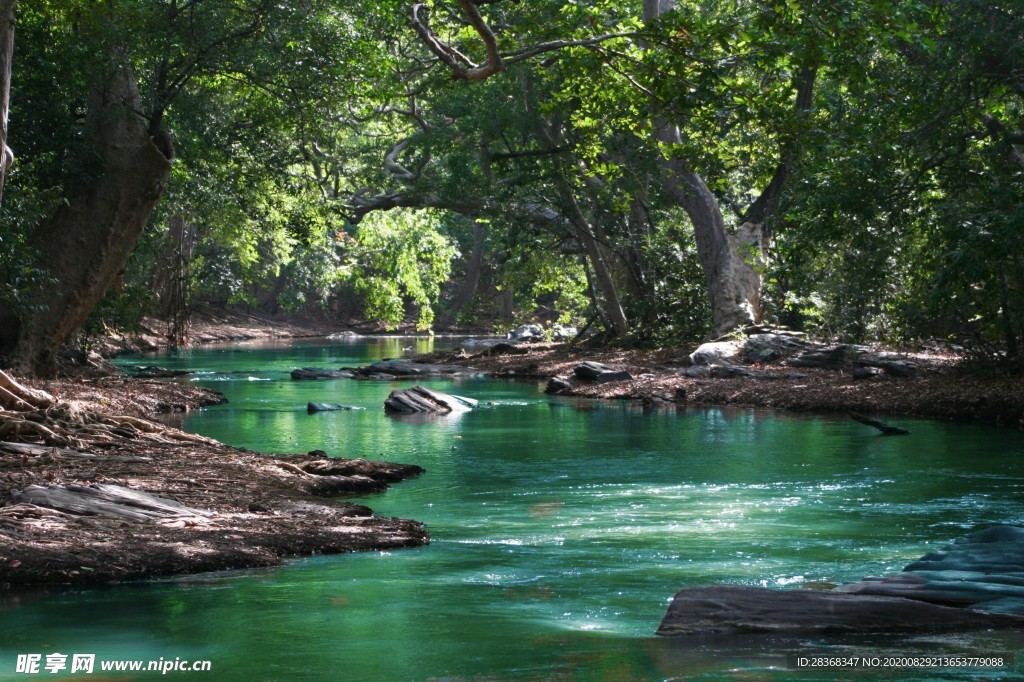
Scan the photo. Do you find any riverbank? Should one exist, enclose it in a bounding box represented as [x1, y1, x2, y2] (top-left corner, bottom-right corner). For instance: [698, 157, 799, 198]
[0, 372, 427, 588]
[435, 341, 1024, 428]
[4, 318, 1023, 588]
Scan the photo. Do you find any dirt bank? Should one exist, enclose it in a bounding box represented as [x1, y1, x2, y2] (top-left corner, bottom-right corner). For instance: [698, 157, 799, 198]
[0, 372, 427, 588]
[437, 343, 1024, 428]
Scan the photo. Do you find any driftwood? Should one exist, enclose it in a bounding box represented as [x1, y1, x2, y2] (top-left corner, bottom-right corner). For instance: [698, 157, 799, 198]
[849, 412, 911, 435]
[11, 483, 211, 522]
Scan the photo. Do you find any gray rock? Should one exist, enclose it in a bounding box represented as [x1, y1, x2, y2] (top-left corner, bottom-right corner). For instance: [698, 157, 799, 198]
[738, 333, 809, 364]
[291, 367, 354, 380]
[658, 525, 1024, 637]
[656, 585, 1024, 636]
[306, 402, 361, 414]
[384, 386, 478, 414]
[345, 360, 478, 380]
[480, 342, 529, 356]
[545, 377, 577, 395]
[709, 364, 755, 379]
[507, 324, 543, 341]
[689, 340, 744, 366]
[573, 361, 633, 383]
[852, 366, 886, 380]
[551, 325, 578, 341]
[784, 344, 867, 369]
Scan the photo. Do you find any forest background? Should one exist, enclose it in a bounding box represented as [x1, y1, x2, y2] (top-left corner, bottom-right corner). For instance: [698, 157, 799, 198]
[0, 0, 1020, 378]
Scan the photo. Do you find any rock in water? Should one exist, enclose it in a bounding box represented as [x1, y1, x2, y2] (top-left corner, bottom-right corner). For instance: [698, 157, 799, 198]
[656, 585, 1024, 636]
[658, 525, 1024, 637]
[384, 386, 478, 414]
[291, 367, 353, 380]
[307, 402, 360, 414]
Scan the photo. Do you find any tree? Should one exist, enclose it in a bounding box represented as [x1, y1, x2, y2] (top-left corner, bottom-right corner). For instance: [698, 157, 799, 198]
[0, 0, 333, 376]
[401, 0, 822, 337]
[0, 0, 14, 205]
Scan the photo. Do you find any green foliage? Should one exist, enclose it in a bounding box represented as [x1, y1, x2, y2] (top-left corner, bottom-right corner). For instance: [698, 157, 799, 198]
[4, 0, 1022, 363]
[341, 210, 459, 331]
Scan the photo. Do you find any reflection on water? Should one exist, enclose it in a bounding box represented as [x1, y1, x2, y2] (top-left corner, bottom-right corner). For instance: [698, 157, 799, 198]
[1, 338, 1023, 681]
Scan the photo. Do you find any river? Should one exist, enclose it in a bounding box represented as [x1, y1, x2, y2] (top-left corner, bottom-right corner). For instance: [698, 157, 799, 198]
[2, 337, 1024, 680]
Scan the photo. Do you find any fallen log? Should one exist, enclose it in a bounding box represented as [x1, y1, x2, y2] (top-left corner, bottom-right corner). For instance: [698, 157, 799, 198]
[11, 483, 211, 522]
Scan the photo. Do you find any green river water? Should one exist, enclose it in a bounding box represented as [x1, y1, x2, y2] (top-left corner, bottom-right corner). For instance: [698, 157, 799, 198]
[3, 337, 1024, 681]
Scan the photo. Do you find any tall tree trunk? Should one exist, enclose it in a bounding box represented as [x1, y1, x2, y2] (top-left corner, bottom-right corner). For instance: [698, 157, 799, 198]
[643, 0, 764, 337]
[446, 221, 487, 321]
[554, 173, 630, 337]
[6, 59, 172, 377]
[654, 123, 764, 334]
[544, 124, 630, 338]
[0, 0, 15, 206]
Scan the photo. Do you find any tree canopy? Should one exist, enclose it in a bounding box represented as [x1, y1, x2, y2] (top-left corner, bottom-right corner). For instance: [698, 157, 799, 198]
[0, 0, 1021, 375]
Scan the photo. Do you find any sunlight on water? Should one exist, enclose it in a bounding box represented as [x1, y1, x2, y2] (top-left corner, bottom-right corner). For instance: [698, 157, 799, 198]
[1, 338, 1024, 680]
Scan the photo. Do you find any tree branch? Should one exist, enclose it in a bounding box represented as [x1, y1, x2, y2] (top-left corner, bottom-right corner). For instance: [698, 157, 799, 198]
[741, 63, 818, 228]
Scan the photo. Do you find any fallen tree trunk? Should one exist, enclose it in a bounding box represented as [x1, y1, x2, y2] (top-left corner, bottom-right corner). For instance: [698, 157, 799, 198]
[12, 483, 211, 522]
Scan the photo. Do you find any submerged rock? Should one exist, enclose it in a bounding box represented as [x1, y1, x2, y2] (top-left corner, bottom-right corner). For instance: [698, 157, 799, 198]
[841, 525, 1024, 610]
[658, 525, 1024, 637]
[384, 385, 478, 414]
[656, 585, 1024, 636]
[122, 365, 191, 379]
[291, 367, 354, 380]
[306, 402, 362, 414]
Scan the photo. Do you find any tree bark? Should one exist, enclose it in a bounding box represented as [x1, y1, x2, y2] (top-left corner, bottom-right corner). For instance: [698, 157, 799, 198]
[553, 172, 630, 337]
[0, 0, 15, 206]
[446, 220, 487, 320]
[644, 0, 763, 336]
[5, 59, 172, 377]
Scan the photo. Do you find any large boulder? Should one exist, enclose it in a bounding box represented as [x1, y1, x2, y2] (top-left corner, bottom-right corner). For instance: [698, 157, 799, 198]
[688, 340, 744, 366]
[658, 526, 1024, 637]
[656, 585, 1024, 636]
[738, 333, 809, 364]
[841, 525, 1024, 610]
[573, 361, 633, 383]
[384, 386, 478, 414]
